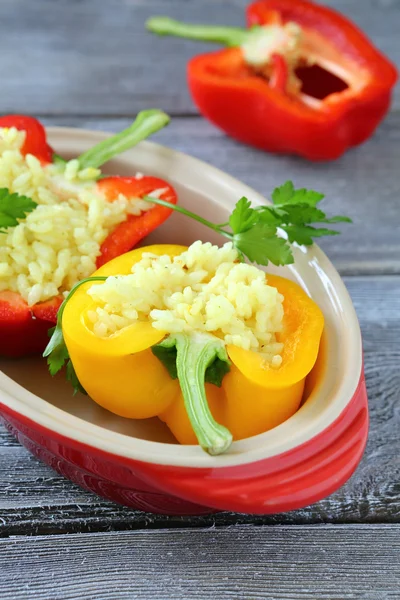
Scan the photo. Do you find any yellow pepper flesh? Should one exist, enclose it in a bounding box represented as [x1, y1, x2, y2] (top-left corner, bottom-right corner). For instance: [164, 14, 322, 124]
[62, 244, 324, 448]
[63, 245, 183, 419]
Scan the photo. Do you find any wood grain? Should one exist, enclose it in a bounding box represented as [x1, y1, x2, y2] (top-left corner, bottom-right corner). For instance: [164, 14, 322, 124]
[0, 0, 399, 592]
[39, 114, 400, 275]
[1, 525, 399, 599]
[0, 0, 398, 116]
[1, 276, 399, 536]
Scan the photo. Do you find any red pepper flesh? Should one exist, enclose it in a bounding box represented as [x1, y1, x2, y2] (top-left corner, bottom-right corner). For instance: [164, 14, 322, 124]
[269, 53, 288, 92]
[97, 176, 178, 268]
[186, 0, 397, 160]
[0, 292, 62, 358]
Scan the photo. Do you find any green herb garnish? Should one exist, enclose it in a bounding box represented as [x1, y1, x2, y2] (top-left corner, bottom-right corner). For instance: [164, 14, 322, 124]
[143, 180, 351, 266]
[0, 189, 37, 233]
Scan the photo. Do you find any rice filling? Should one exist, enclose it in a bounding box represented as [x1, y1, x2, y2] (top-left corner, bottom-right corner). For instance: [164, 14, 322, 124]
[87, 241, 285, 364]
[0, 127, 157, 305]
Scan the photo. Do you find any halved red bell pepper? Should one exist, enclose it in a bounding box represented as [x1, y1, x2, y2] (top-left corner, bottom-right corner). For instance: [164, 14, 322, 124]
[0, 113, 176, 357]
[147, 0, 397, 160]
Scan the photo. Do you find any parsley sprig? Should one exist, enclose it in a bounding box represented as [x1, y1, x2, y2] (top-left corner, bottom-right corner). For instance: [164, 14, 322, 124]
[144, 180, 351, 266]
[0, 189, 37, 233]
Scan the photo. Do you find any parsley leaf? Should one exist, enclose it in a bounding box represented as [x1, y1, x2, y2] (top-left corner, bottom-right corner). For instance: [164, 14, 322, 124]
[256, 206, 282, 226]
[44, 322, 87, 394]
[234, 223, 294, 266]
[44, 326, 68, 376]
[263, 182, 353, 246]
[271, 180, 295, 205]
[0, 188, 37, 233]
[272, 181, 324, 207]
[290, 188, 325, 207]
[229, 197, 259, 234]
[274, 204, 326, 225]
[66, 360, 87, 396]
[321, 215, 353, 224]
[282, 225, 339, 246]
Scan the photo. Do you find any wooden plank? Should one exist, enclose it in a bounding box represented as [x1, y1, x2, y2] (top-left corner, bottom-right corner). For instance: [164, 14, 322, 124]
[0, 0, 398, 116]
[0, 276, 399, 535]
[1, 525, 399, 599]
[40, 114, 400, 275]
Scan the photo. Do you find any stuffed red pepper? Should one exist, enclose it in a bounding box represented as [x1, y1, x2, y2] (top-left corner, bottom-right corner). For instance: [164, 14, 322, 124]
[0, 111, 177, 357]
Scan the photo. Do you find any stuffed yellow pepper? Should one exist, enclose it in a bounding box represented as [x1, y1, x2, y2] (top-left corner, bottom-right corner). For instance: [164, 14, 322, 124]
[52, 241, 323, 455]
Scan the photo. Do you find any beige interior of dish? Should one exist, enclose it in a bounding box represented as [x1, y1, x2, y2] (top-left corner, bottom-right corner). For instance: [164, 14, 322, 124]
[0, 129, 362, 467]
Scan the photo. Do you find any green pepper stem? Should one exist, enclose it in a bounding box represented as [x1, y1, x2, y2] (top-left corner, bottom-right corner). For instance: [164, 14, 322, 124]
[75, 109, 170, 170]
[167, 332, 232, 455]
[146, 16, 249, 47]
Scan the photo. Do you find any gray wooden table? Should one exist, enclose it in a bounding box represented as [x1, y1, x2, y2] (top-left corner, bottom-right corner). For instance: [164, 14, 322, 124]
[1, 1, 399, 598]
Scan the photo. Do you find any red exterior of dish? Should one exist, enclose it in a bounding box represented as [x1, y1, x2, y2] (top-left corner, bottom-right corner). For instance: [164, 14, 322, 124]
[0, 370, 368, 515]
